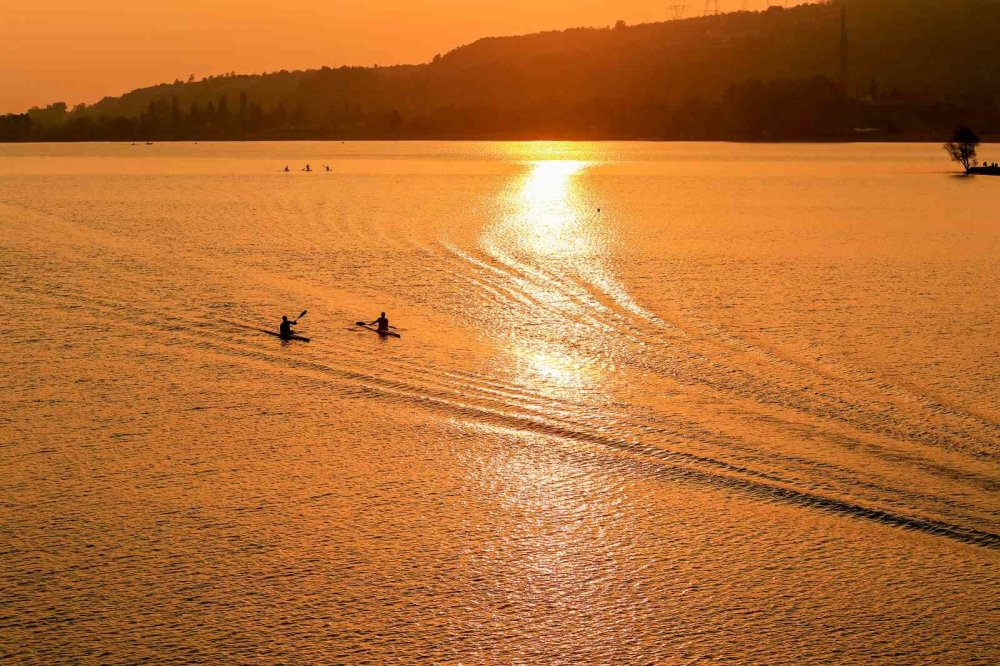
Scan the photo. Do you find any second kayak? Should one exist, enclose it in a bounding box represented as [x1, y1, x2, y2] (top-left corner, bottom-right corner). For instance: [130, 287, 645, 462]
[359, 324, 401, 338]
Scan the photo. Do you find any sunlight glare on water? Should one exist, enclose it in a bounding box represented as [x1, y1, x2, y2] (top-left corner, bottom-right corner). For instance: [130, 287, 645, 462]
[510, 160, 590, 258]
[484, 158, 614, 406]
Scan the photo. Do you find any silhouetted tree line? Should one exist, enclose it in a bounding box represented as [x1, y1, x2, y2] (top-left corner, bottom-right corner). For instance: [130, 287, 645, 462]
[3, 77, 994, 142]
[2, 0, 998, 142]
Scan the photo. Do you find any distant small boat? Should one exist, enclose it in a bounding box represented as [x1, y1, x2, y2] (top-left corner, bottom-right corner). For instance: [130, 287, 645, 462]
[968, 166, 1000, 176]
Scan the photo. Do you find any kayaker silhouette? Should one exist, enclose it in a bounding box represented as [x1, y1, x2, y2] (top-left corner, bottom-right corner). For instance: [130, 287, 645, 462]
[369, 312, 390, 333]
[279, 315, 297, 338]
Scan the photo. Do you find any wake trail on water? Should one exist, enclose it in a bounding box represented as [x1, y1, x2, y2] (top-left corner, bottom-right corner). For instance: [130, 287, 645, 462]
[445, 227, 999, 454]
[5, 188, 997, 551]
[14, 272, 998, 550]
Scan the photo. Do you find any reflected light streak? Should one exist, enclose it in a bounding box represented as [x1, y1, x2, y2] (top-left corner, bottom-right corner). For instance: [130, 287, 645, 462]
[518, 349, 599, 403]
[514, 160, 590, 259]
[482, 158, 609, 403]
[473, 155, 624, 585]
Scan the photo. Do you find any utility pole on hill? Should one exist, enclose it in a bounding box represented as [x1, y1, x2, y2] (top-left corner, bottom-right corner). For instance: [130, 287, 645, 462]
[668, 4, 689, 20]
[704, 0, 720, 16]
[839, 4, 850, 92]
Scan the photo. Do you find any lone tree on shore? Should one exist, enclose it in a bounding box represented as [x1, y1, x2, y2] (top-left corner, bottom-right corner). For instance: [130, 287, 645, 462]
[944, 124, 980, 173]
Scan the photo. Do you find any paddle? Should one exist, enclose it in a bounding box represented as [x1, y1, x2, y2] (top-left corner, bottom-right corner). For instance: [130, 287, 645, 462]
[294, 309, 307, 324]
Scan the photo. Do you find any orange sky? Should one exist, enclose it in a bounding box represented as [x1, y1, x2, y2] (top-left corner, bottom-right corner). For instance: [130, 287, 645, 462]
[2, 1, 798, 113]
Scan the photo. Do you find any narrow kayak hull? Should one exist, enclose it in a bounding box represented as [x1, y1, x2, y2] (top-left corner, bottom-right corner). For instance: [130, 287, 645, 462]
[360, 324, 401, 338]
[261, 329, 311, 342]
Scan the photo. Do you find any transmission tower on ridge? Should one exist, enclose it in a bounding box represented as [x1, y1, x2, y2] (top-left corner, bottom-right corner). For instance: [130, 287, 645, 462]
[839, 4, 849, 90]
[704, 0, 720, 16]
[668, 4, 689, 20]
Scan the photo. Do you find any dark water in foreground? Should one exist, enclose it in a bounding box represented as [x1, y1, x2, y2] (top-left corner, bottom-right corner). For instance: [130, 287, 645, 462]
[1, 142, 998, 663]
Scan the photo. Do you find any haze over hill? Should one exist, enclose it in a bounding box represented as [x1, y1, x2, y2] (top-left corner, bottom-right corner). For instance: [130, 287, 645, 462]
[2, 0, 997, 142]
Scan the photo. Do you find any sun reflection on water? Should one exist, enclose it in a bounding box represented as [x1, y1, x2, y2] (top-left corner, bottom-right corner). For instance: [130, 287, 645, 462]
[467, 155, 633, 626]
[512, 160, 590, 259]
[517, 349, 600, 403]
[479, 157, 613, 403]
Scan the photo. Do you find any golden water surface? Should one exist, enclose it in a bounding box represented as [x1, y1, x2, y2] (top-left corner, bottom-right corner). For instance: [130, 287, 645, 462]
[1, 141, 998, 663]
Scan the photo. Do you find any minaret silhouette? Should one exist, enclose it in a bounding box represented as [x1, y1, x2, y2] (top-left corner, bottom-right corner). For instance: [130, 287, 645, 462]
[839, 5, 849, 92]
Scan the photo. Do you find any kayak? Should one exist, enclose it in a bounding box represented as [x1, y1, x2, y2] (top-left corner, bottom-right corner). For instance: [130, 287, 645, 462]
[359, 324, 401, 338]
[261, 329, 311, 342]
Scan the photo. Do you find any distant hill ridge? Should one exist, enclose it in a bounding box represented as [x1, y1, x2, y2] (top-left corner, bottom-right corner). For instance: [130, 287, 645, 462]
[3, 0, 998, 141]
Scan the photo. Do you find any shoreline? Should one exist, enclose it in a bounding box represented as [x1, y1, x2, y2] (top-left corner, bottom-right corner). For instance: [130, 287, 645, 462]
[3, 136, 999, 145]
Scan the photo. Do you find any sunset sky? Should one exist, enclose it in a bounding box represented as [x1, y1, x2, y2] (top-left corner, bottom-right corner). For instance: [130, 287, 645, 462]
[1, 0, 807, 113]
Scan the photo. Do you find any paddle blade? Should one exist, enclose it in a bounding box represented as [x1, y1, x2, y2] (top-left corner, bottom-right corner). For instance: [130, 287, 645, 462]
[298, 309, 308, 320]
[355, 321, 367, 326]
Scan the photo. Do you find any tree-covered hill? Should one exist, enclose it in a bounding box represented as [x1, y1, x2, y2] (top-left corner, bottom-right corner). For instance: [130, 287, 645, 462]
[3, 0, 998, 141]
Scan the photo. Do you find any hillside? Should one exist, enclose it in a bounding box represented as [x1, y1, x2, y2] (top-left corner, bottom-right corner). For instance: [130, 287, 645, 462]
[2, 0, 998, 141]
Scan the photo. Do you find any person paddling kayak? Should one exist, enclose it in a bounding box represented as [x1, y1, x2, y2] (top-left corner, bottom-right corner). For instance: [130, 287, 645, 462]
[368, 312, 390, 334]
[279, 314, 299, 338]
[354, 313, 400, 338]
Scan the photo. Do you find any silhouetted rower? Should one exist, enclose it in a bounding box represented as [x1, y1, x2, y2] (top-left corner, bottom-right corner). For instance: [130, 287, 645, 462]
[369, 312, 390, 333]
[279, 315, 296, 338]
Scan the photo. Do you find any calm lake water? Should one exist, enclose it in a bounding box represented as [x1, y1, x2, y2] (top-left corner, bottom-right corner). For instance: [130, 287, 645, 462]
[1, 141, 998, 663]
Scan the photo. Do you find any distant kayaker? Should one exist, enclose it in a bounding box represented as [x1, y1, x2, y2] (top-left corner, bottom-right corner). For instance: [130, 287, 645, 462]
[303, 164, 312, 172]
[284, 165, 290, 172]
[279, 315, 297, 338]
[369, 312, 390, 333]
